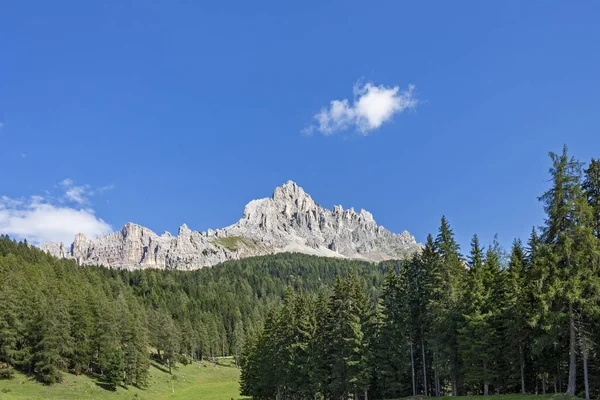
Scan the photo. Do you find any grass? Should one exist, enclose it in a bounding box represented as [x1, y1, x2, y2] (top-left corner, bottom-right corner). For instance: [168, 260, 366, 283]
[0, 363, 582, 400]
[211, 236, 252, 251]
[395, 395, 580, 400]
[0, 358, 247, 400]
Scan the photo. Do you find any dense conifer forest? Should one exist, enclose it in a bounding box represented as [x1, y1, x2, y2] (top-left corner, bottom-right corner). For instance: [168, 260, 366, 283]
[240, 148, 600, 400]
[1, 146, 600, 400]
[0, 236, 394, 390]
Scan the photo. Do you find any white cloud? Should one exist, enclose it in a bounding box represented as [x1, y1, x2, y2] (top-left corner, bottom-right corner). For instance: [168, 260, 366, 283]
[58, 178, 114, 205]
[65, 186, 87, 204]
[0, 179, 114, 245]
[305, 81, 417, 135]
[0, 196, 111, 245]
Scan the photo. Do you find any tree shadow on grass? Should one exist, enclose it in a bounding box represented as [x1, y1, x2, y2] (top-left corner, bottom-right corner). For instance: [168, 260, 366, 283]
[93, 378, 116, 392]
[150, 360, 171, 374]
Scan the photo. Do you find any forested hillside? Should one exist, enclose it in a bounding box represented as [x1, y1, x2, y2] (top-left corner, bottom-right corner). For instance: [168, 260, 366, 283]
[240, 148, 600, 400]
[0, 237, 396, 390]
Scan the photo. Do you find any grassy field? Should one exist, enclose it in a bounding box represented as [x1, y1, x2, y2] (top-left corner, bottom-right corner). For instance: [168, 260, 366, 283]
[397, 396, 579, 400]
[0, 364, 582, 400]
[0, 358, 246, 400]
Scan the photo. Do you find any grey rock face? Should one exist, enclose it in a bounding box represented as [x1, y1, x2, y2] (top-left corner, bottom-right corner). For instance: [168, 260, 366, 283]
[42, 181, 421, 270]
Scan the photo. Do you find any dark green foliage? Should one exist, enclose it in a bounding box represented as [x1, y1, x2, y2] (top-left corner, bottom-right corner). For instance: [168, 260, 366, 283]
[105, 349, 125, 390]
[0, 237, 150, 386]
[584, 158, 600, 238]
[0, 235, 393, 389]
[240, 147, 600, 399]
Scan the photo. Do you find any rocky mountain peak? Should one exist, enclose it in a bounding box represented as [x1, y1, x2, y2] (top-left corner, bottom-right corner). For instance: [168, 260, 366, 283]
[42, 181, 422, 270]
[178, 223, 191, 236]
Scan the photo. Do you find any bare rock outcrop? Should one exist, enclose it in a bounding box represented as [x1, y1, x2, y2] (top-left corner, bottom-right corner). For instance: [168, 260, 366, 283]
[42, 181, 421, 270]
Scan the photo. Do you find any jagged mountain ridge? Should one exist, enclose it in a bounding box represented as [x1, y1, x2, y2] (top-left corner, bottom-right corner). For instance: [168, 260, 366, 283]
[42, 181, 422, 270]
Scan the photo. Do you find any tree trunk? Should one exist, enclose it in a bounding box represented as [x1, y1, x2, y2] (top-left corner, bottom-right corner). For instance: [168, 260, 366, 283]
[277, 386, 281, 400]
[364, 389, 368, 400]
[542, 374, 546, 395]
[421, 335, 428, 396]
[566, 308, 577, 396]
[452, 377, 457, 396]
[410, 342, 416, 396]
[582, 334, 590, 400]
[519, 342, 525, 394]
[484, 360, 489, 396]
[433, 351, 440, 397]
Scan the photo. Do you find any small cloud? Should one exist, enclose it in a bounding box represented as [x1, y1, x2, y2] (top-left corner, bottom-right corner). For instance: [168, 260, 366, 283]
[90, 184, 115, 196]
[60, 178, 73, 187]
[65, 186, 87, 204]
[0, 122, 4, 129]
[305, 80, 417, 136]
[57, 178, 114, 205]
[20, 153, 27, 159]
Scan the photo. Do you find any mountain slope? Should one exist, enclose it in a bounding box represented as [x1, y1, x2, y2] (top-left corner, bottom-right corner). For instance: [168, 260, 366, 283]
[42, 181, 421, 270]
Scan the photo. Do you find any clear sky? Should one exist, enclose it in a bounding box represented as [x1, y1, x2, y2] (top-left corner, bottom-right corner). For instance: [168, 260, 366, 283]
[1, 1, 599, 252]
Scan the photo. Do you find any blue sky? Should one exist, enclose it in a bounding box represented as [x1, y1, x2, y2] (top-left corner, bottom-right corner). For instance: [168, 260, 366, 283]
[1, 1, 599, 251]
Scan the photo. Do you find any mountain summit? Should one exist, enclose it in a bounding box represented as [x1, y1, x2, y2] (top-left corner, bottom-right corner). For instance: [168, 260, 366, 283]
[42, 181, 421, 270]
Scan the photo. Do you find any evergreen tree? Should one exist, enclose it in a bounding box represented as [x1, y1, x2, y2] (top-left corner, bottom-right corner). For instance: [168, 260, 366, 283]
[0, 281, 19, 379]
[433, 217, 466, 395]
[459, 234, 497, 395]
[504, 239, 531, 394]
[538, 146, 599, 396]
[325, 277, 370, 399]
[105, 349, 125, 390]
[374, 268, 408, 398]
[31, 294, 74, 384]
[583, 158, 600, 238]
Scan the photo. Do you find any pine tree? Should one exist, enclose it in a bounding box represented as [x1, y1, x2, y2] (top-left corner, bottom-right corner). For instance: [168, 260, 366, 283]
[326, 277, 370, 399]
[69, 292, 93, 375]
[459, 234, 496, 395]
[0, 281, 19, 379]
[375, 268, 409, 398]
[538, 146, 600, 396]
[105, 349, 125, 390]
[152, 308, 180, 373]
[231, 316, 245, 367]
[90, 295, 119, 375]
[433, 217, 466, 395]
[420, 234, 444, 397]
[31, 293, 74, 384]
[311, 292, 332, 398]
[583, 158, 600, 238]
[505, 239, 531, 394]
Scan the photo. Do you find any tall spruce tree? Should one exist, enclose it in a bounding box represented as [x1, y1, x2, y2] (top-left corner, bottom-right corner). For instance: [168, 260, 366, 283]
[505, 239, 531, 394]
[584, 158, 600, 238]
[538, 146, 599, 396]
[459, 234, 497, 395]
[433, 217, 466, 395]
[0, 281, 19, 378]
[326, 276, 370, 399]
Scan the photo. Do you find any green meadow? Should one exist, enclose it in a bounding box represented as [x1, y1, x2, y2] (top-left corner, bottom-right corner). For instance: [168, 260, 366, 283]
[0, 358, 246, 400]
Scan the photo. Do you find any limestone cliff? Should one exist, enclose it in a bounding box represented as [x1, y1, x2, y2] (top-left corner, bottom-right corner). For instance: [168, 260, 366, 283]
[42, 181, 421, 270]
